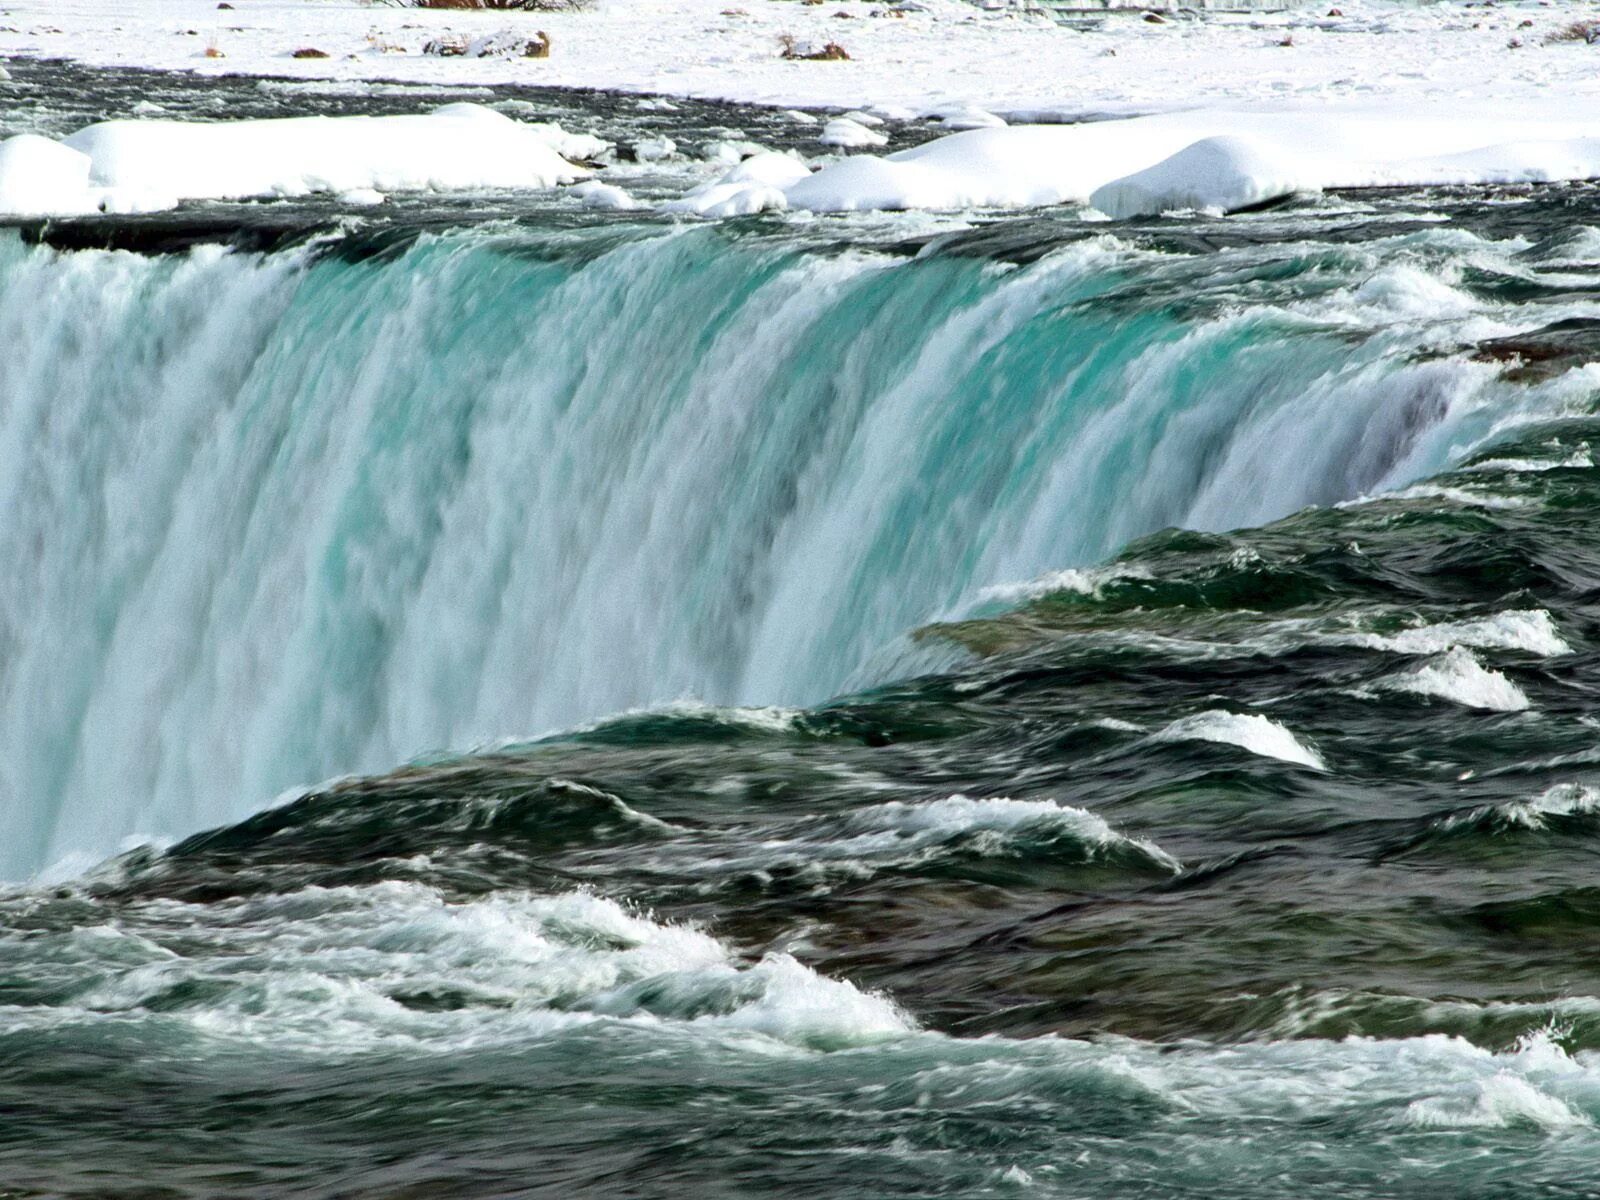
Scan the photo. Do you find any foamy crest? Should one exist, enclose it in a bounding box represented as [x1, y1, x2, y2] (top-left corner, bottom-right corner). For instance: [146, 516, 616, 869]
[1465, 447, 1593, 474]
[1153, 711, 1325, 771]
[537, 700, 805, 744]
[40, 884, 914, 1054]
[844, 795, 1180, 871]
[1381, 647, 1530, 712]
[1344, 483, 1530, 511]
[1347, 609, 1571, 658]
[1406, 1071, 1590, 1131]
[1444, 783, 1600, 834]
[976, 564, 1151, 606]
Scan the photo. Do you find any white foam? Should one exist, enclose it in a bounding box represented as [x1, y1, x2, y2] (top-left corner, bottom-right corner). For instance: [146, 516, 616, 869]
[523, 700, 806, 747]
[1406, 1071, 1590, 1131]
[1154, 711, 1325, 771]
[843, 794, 1180, 870]
[1256, 986, 1600, 1041]
[34, 883, 913, 1054]
[618, 793, 1179, 889]
[1466, 447, 1593, 474]
[1448, 783, 1600, 833]
[1348, 483, 1529, 511]
[1382, 647, 1530, 712]
[975, 564, 1151, 606]
[1347, 610, 1571, 658]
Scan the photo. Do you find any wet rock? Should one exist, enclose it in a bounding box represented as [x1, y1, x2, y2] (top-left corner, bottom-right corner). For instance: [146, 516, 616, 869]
[1471, 317, 1600, 381]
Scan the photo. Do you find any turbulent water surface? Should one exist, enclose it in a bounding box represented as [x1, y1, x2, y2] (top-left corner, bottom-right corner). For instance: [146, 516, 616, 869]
[5, 61, 1600, 1200]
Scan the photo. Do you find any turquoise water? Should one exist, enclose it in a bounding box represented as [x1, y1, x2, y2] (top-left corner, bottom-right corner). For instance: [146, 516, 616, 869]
[3, 174, 1600, 1197]
[0, 213, 1565, 879]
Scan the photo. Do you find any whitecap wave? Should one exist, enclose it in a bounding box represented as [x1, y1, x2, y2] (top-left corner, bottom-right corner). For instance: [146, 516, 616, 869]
[1343, 609, 1570, 658]
[975, 564, 1152, 606]
[1441, 783, 1600, 834]
[840, 795, 1180, 872]
[1381, 647, 1530, 712]
[643, 794, 1181, 886]
[1342, 483, 1530, 511]
[1464, 447, 1593, 474]
[21, 884, 912, 1054]
[1406, 1071, 1590, 1131]
[1153, 711, 1326, 770]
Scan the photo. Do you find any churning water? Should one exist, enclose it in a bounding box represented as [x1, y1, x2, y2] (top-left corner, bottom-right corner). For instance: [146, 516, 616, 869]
[5, 60, 1600, 1200]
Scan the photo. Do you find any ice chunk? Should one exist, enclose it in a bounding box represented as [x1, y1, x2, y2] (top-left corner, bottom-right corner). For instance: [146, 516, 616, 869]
[665, 151, 810, 217]
[568, 180, 642, 210]
[337, 187, 386, 207]
[1091, 134, 1311, 218]
[928, 104, 1006, 130]
[632, 136, 678, 163]
[820, 118, 888, 149]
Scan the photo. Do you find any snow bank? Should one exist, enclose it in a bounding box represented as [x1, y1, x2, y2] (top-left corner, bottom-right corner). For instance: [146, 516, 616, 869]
[776, 103, 1600, 217]
[0, 103, 590, 217]
[7, 0, 1600, 128]
[0, 135, 98, 217]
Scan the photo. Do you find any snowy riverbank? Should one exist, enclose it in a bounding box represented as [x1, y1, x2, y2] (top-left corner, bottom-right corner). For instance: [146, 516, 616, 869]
[4, 1, 1600, 220]
[3, 0, 1600, 119]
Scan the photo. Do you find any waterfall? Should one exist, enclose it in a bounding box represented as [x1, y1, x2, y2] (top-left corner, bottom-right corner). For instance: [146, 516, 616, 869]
[0, 222, 1524, 875]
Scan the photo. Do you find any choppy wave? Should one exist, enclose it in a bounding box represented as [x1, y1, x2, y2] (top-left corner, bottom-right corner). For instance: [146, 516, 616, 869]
[1432, 784, 1600, 839]
[0, 883, 912, 1053]
[1153, 711, 1326, 770]
[1338, 609, 1572, 658]
[1380, 647, 1531, 712]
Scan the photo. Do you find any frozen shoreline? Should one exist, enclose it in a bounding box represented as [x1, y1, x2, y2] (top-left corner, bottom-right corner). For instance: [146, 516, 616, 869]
[3, 0, 1600, 119]
[4, 1, 1600, 220]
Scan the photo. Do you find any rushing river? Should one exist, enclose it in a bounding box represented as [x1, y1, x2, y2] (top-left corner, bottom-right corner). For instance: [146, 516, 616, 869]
[4, 58, 1600, 1200]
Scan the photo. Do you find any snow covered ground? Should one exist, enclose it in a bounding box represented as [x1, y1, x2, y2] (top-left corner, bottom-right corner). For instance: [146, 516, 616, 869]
[4, 0, 1600, 219]
[2, 0, 1599, 118]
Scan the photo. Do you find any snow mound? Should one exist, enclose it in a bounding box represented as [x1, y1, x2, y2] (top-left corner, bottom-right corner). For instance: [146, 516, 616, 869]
[771, 103, 1600, 217]
[1090, 134, 1309, 219]
[632, 135, 678, 163]
[0, 103, 590, 217]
